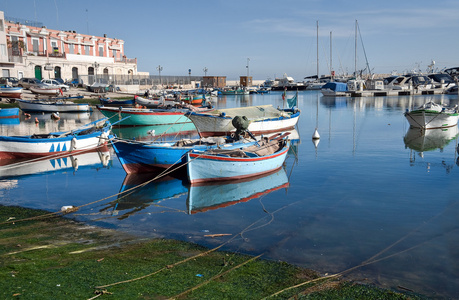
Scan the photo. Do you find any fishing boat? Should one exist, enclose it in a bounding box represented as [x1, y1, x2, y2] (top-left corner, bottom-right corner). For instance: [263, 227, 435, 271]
[97, 106, 193, 126]
[0, 118, 112, 159]
[187, 104, 300, 137]
[221, 88, 249, 95]
[404, 101, 459, 129]
[30, 85, 61, 96]
[186, 133, 290, 184]
[0, 86, 22, 98]
[135, 95, 166, 108]
[99, 96, 135, 107]
[0, 146, 110, 178]
[111, 135, 259, 174]
[111, 122, 197, 140]
[181, 93, 204, 105]
[187, 167, 289, 214]
[0, 108, 19, 118]
[18, 99, 91, 112]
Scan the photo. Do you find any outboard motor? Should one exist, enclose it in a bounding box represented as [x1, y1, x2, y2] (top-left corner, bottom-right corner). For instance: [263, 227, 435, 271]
[231, 115, 250, 139]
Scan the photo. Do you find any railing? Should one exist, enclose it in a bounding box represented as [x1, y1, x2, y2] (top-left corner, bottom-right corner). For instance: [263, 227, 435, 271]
[78, 74, 203, 87]
[115, 57, 137, 64]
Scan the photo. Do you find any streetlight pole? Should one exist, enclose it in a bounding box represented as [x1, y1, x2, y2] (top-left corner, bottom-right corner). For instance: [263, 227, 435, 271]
[246, 58, 250, 78]
[156, 65, 163, 85]
[203, 67, 208, 76]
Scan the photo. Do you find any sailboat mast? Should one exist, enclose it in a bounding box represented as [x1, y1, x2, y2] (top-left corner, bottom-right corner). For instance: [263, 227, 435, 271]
[316, 20, 319, 80]
[330, 31, 333, 81]
[354, 19, 357, 77]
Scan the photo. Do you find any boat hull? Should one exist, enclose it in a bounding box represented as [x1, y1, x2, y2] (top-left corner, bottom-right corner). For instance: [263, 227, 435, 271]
[0, 108, 19, 118]
[186, 142, 289, 184]
[188, 108, 300, 137]
[30, 86, 60, 95]
[18, 100, 91, 112]
[111, 138, 257, 174]
[0, 123, 111, 159]
[98, 106, 191, 126]
[0, 87, 22, 98]
[404, 110, 459, 129]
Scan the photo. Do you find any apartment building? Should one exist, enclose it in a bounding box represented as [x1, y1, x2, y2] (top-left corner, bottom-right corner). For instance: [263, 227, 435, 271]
[0, 10, 138, 85]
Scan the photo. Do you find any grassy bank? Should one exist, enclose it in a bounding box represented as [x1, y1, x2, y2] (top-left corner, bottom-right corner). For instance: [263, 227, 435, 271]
[0, 205, 426, 299]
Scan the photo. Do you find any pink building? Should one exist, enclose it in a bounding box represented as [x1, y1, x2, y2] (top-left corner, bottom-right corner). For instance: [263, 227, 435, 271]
[1, 11, 138, 83]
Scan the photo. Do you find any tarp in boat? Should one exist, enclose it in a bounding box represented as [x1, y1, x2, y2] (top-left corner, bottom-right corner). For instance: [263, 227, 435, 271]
[322, 82, 348, 92]
[208, 105, 290, 120]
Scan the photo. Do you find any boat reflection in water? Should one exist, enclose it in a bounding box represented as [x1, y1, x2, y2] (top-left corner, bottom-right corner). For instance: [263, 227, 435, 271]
[111, 122, 198, 141]
[404, 126, 459, 154]
[0, 146, 111, 179]
[187, 167, 289, 214]
[403, 126, 459, 171]
[100, 172, 188, 219]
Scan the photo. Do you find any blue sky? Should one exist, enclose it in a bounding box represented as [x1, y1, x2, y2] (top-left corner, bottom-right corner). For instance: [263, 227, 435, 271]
[3, 0, 459, 81]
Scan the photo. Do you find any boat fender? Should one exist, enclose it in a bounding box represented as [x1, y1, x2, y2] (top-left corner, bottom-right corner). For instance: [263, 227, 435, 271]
[221, 112, 226, 117]
[71, 157, 79, 171]
[70, 137, 77, 151]
[98, 132, 108, 145]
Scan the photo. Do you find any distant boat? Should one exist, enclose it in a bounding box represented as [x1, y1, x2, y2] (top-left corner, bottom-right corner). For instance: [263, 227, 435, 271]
[29, 85, 61, 96]
[99, 96, 135, 107]
[0, 118, 111, 159]
[97, 106, 192, 126]
[186, 133, 290, 184]
[187, 167, 289, 214]
[18, 99, 92, 112]
[404, 101, 459, 129]
[180, 93, 204, 105]
[0, 108, 19, 119]
[135, 95, 165, 108]
[0, 86, 22, 98]
[111, 135, 259, 174]
[221, 88, 249, 95]
[187, 104, 300, 137]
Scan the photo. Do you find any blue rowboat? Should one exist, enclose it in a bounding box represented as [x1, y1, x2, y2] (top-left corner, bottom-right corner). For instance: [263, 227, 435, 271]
[0, 107, 19, 118]
[110, 136, 258, 174]
[186, 133, 290, 184]
[0, 118, 112, 159]
[99, 96, 135, 107]
[187, 167, 289, 214]
[97, 106, 192, 126]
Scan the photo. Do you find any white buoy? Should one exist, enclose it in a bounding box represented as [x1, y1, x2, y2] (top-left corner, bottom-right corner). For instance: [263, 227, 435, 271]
[312, 128, 320, 139]
[312, 138, 320, 148]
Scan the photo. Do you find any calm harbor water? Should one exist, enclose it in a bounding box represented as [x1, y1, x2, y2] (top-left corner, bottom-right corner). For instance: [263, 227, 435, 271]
[2, 90, 459, 298]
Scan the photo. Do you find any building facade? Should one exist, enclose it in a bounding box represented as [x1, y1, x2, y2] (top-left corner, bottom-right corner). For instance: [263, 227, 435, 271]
[0, 11, 138, 85]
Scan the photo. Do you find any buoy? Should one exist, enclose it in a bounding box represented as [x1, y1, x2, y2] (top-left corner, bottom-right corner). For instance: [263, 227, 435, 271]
[34, 117, 39, 124]
[312, 138, 320, 148]
[312, 128, 320, 139]
[147, 129, 155, 136]
[51, 112, 60, 120]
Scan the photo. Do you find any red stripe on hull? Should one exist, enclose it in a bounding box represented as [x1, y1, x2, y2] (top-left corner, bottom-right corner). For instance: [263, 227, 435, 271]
[198, 125, 295, 137]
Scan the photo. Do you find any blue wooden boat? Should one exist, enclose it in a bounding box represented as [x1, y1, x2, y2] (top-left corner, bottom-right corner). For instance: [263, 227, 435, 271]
[187, 167, 288, 214]
[110, 136, 259, 174]
[0, 107, 19, 118]
[0, 118, 112, 159]
[99, 96, 135, 107]
[186, 133, 290, 184]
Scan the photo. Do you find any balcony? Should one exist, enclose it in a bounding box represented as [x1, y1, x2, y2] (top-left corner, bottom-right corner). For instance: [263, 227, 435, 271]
[115, 57, 137, 64]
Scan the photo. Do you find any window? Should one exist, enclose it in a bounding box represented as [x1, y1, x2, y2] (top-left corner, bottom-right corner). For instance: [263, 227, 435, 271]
[32, 39, 39, 52]
[0, 20, 3, 31]
[0, 44, 6, 56]
[85, 45, 90, 55]
[69, 44, 74, 54]
[112, 49, 117, 58]
[99, 46, 103, 57]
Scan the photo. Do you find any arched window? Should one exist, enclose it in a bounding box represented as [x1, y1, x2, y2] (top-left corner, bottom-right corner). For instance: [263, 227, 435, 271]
[72, 67, 78, 80]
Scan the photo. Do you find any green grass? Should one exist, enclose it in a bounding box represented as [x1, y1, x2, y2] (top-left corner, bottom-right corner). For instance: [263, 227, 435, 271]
[0, 205, 428, 299]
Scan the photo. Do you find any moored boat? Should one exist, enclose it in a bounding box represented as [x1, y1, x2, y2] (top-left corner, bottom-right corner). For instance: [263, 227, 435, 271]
[97, 106, 192, 126]
[0, 118, 112, 159]
[186, 133, 290, 184]
[99, 96, 135, 107]
[110, 135, 259, 174]
[187, 104, 300, 137]
[0, 86, 22, 98]
[30, 85, 61, 96]
[18, 99, 92, 112]
[404, 101, 459, 129]
[0, 108, 19, 118]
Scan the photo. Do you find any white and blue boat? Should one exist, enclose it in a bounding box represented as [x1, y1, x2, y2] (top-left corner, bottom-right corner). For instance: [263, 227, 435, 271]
[0, 118, 111, 159]
[186, 133, 290, 184]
